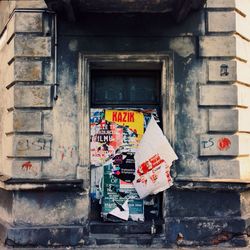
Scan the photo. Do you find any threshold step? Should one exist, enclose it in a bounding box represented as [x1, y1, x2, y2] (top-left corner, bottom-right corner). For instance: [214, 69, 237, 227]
[88, 233, 165, 246]
[90, 220, 164, 234]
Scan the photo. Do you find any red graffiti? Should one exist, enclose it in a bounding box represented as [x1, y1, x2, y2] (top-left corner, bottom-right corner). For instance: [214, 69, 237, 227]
[61, 152, 65, 161]
[22, 161, 32, 171]
[218, 137, 231, 151]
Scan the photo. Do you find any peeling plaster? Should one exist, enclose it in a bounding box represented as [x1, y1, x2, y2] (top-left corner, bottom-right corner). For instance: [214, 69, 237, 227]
[68, 39, 78, 52]
[170, 37, 195, 58]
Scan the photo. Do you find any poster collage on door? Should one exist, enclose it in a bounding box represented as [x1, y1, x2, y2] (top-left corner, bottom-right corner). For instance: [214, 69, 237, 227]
[90, 108, 178, 222]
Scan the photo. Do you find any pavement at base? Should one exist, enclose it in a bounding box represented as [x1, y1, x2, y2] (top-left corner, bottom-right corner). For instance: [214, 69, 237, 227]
[2, 246, 250, 250]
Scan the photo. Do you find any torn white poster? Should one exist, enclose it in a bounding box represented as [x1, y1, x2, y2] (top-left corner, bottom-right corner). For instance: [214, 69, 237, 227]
[108, 199, 129, 221]
[133, 117, 178, 199]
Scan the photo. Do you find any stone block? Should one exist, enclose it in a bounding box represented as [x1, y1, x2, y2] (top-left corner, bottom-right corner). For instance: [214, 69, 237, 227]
[199, 85, 250, 107]
[6, 60, 43, 88]
[16, 13, 43, 33]
[15, 0, 48, 9]
[13, 35, 51, 58]
[14, 60, 42, 82]
[6, 134, 52, 157]
[208, 60, 250, 85]
[0, 1, 11, 35]
[209, 158, 250, 179]
[200, 134, 250, 156]
[6, 159, 42, 179]
[206, 0, 250, 17]
[199, 36, 248, 61]
[165, 189, 241, 217]
[165, 217, 246, 243]
[6, 110, 42, 133]
[7, 85, 51, 109]
[208, 60, 236, 82]
[208, 11, 236, 33]
[13, 190, 88, 226]
[209, 109, 250, 132]
[209, 109, 238, 132]
[0, 28, 7, 51]
[206, 0, 235, 8]
[7, 12, 43, 42]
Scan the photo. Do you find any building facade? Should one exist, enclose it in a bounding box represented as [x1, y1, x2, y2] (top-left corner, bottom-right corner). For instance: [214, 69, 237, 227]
[1, 0, 250, 247]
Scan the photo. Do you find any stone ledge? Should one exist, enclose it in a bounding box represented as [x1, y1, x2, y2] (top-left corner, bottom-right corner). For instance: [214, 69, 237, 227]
[0, 174, 84, 191]
[174, 178, 250, 191]
[0, 220, 88, 247]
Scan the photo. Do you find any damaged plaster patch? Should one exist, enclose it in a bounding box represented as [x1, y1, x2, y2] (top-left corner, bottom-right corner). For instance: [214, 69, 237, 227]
[68, 39, 78, 52]
[170, 37, 195, 58]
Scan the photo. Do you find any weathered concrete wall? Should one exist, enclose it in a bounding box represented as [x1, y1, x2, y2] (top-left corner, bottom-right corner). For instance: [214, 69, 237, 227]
[2, 0, 250, 182]
[1, 0, 250, 248]
[0, 1, 90, 230]
[44, 11, 207, 180]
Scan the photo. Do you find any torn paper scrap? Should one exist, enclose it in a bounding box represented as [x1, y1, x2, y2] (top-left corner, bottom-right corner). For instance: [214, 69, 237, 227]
[135, 117, 178, 167]
[108, 199, 129, 221]
[133, 117, 178, 199]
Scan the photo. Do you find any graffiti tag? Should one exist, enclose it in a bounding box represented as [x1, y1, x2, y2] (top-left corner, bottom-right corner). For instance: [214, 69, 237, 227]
[16, 138, 50, 152]
[21, 161, 32, 171]
[201, 138, 214, 149]
[217, 137, 231, 151]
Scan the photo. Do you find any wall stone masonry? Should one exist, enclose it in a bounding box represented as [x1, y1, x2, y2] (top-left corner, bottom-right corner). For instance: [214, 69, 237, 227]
[0, 3, 53, 179]
[199, 84, 250, 107]
[209, 158, 250, 179]
[209, 109, 250, 132]
[1, 0, 250, 248]
[5, 110, 43, 133]
[5, 159, 42, 179]
[199, 0, 250, 180]
[6, 134, 52, 158]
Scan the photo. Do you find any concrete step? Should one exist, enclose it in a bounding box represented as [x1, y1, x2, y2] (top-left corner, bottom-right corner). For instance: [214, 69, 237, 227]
[88, 233, 166, 246]
[90, 220, 164, 234]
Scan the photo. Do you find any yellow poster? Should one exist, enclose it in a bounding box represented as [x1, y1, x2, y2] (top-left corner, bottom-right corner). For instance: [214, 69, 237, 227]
[105, 110, 144, 138]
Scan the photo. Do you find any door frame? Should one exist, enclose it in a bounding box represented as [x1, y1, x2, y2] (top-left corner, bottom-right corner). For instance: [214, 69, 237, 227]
[78, 52, 175, 221]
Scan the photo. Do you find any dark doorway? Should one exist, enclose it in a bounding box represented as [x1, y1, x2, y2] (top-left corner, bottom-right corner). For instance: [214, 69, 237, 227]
[89, 69, 163, 230]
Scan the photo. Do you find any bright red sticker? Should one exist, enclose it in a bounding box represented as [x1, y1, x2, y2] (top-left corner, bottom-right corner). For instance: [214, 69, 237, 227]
[218, 137, 231, 151]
